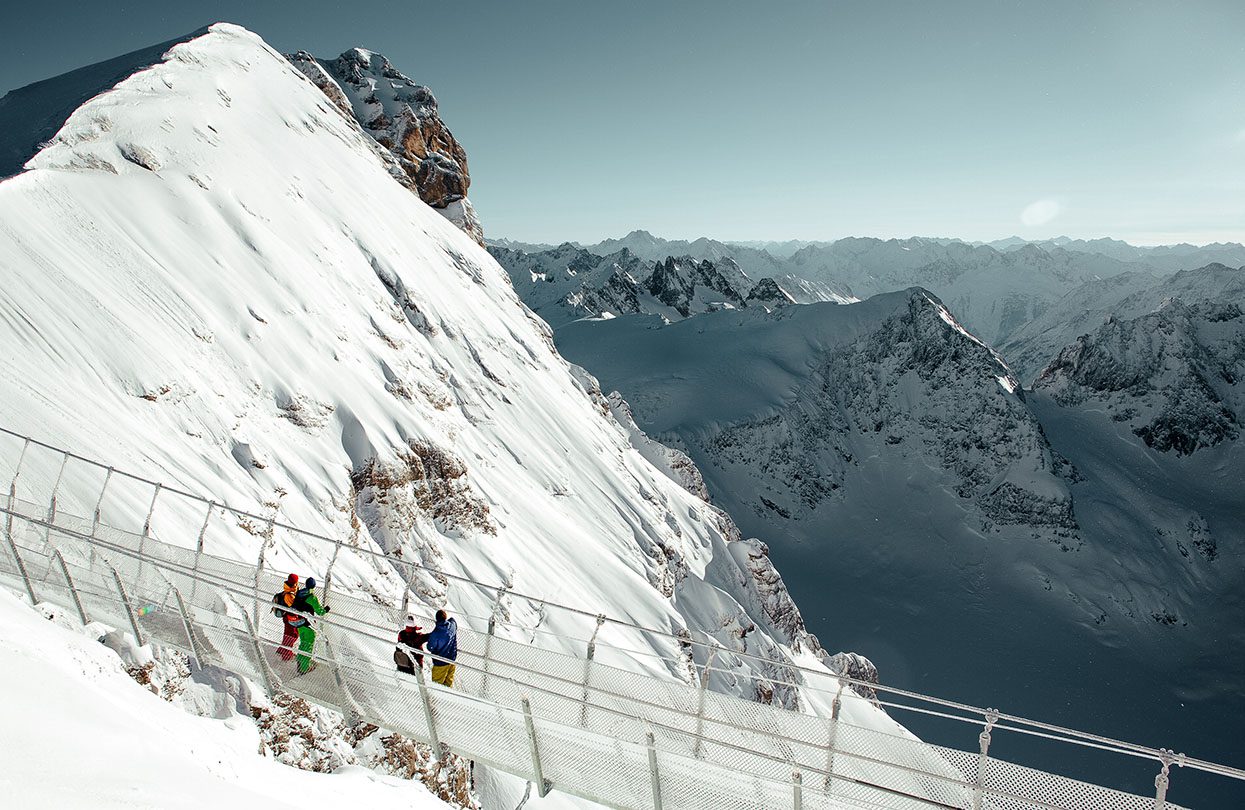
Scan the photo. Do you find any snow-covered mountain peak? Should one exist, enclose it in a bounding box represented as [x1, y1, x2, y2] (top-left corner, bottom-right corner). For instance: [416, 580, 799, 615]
[0, 22, 872, 733]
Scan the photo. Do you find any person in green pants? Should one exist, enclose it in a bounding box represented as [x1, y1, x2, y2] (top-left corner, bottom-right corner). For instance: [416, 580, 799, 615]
[292, 576, 330, 674]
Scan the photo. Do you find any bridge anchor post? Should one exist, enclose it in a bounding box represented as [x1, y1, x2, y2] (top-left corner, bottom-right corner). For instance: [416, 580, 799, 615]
[240, 606, 278, 695]
[972, 708, 999, 810]
[172, 587, 205, 666]
[522, 697, 552, 797]
[481, 586, 507, 699]
[579, 614, 605, 725]
[792, 769, 803, 810]
[415, 659, 443, 756]
[52, 548, 88, 625]
[823, 680, 846, 790]
[1154, 749, 1177, 810]
[110, 563, 146, 647]
[2, 441, 38, 605]
[693, 646, 718, 759]
[646, 729, 664, 810]
[189, 501, 214, 604]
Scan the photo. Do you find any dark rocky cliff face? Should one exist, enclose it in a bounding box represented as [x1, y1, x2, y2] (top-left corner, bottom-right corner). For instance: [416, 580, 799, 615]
[288, 49, 483, 245]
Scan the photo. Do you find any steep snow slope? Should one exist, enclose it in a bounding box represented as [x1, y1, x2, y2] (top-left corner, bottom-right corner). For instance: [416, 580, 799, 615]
[0, 25, 897, 798]
[553, 292, 1245, 800]
[1001, 263, 1244, 381]
[0, 589, 454, 809]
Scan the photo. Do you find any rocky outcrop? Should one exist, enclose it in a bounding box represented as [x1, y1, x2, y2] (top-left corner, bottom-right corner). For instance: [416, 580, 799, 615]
[822, 651, 880, 701]
[745, 277, 797, 310]
[646, 256, 749, 317]
[287, 48, 483, 245]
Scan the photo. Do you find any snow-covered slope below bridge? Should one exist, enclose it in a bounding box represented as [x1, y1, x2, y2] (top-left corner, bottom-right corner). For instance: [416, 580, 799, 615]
[0, 589, 456, 809]
[0, 23, 885, 777]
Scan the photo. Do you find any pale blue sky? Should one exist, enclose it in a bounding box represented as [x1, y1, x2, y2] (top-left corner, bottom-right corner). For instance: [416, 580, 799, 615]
[3, 1, 1242, 244]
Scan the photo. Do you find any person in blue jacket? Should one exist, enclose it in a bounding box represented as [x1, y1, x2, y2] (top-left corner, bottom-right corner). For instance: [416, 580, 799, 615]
[425, 608, 458, 687]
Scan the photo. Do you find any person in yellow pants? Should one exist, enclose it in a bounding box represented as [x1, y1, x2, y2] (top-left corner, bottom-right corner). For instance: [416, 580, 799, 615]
[425, 608, 458, 687]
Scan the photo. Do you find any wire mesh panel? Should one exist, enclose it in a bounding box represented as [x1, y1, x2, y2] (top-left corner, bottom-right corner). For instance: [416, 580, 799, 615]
[0, 494, 1199, 810]
[982, 754, 1161, 810]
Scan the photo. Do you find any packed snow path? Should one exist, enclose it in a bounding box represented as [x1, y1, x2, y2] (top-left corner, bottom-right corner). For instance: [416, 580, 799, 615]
[1, 430, 1236, 810]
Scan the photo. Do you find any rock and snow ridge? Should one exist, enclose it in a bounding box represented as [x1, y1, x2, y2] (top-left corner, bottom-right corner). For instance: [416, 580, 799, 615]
[1035, 297, 1245, 457]
[0, 22, 897, 807]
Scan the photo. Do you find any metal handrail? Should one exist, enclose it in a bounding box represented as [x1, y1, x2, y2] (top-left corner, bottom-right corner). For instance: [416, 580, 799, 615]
[1, 425, 1242, 789]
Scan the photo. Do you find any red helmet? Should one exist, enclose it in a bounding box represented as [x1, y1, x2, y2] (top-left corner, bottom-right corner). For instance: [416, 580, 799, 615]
[286, 573, 299, 586]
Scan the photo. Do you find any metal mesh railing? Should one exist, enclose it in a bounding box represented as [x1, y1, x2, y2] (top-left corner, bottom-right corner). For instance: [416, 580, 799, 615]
[0, 426, 1237, 808]
[0, 492, 1199, 810]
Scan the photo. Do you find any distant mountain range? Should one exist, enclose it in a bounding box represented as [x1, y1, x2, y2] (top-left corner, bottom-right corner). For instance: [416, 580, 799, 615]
[490, 231, 1245, 346]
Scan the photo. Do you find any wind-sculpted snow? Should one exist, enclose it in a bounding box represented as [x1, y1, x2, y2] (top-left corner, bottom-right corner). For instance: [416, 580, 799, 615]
[0, 24, 889, 775]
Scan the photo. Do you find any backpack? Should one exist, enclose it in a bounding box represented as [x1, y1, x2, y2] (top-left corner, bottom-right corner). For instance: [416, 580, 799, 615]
[271, 589, 294, 618]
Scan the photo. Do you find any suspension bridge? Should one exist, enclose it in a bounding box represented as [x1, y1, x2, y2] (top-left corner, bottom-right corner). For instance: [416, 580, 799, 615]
[0, 425, 1239, 810]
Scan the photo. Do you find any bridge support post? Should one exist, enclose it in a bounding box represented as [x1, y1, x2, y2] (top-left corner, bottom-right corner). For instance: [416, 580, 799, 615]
[1154, 750, 1175, 810]
[240, 606, 278, 695]
[91, 467, 113, 535]
[251, 536, 269, 638]
[52, 548, 88, 625]
[321, 533, 343, 604]
[2, 440, 38, 605]
[110, 563, 146, 646]
[47, 453, 68, 525]
[481, 586, 507, 699]
[136, 482, 160, 584]
[646, 730, 664, 810]
[823, 680, 846, 790]
[792, 769, 803, 810]
[693, 647, 718, 759]
[3, 513, 37, 606]
[320, 628, 362, 725]
[580, 614, 605, 725]
[172, 587, 204, 666]
[414, 660, 443, 756]
[189, 502, 214, 603]
[972, 708, 999, 810]
[522, 697, 552, 797]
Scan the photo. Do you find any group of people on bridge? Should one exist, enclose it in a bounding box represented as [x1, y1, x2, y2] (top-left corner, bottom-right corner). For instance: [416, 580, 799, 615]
[271, 572, 457, 683]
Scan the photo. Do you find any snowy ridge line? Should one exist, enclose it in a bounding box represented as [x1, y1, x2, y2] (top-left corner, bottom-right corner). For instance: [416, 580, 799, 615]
[1, 502, 987, 810]
[0, 499, 1190, 810]
[0, 424, 1235, 783]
